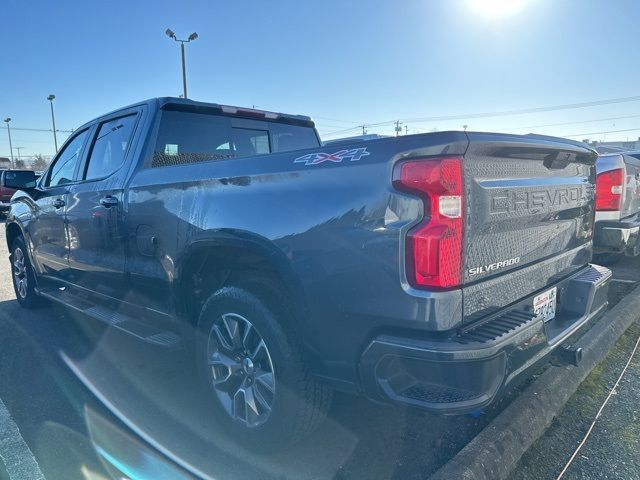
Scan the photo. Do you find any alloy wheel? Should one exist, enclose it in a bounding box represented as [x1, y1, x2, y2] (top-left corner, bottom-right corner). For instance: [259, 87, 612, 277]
[12, 247, 28, 299]
[206, 313, 276, 428]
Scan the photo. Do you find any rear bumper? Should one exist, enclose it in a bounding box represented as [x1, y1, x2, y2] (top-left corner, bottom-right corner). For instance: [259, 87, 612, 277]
[594, 214, 640, 256]
[359, 264, 611, 414]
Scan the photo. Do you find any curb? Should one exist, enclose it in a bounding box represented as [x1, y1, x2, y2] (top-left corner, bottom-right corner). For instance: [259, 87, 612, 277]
[431, 283, 640, 480]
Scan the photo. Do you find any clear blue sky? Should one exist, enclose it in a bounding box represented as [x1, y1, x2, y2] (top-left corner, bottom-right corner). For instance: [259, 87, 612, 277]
[2, 0, 640, 158]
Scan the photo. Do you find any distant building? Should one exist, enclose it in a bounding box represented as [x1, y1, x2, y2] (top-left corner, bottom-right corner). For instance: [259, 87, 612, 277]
[0, 157, 10, 169]
[587, 138, 640, 153]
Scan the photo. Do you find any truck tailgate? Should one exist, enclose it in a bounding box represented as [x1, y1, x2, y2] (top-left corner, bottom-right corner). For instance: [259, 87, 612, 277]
[622, 154, 640, 219]
[462, 133, 597, 322]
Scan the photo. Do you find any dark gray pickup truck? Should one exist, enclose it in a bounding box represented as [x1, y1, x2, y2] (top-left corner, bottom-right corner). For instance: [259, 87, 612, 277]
[5, 97, 611, 448]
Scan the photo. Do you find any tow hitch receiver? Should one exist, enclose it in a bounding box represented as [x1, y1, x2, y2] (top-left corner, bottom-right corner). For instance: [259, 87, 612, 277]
[556, 345, 583, 367]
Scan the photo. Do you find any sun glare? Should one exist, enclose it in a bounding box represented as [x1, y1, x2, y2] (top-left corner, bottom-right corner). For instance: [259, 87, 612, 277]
[467, 0, 529, 19]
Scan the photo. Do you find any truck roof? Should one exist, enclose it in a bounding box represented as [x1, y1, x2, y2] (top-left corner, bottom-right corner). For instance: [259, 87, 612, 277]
[89, 97, 315, 129]
[324, 134, 390, 146]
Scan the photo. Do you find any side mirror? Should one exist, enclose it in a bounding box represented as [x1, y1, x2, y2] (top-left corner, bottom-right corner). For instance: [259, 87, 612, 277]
[3, 170, 38, 190]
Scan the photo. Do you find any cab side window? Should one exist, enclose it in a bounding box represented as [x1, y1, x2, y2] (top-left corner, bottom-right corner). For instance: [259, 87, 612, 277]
[84, 114, 138, 180]
[45, 129, 90, 187]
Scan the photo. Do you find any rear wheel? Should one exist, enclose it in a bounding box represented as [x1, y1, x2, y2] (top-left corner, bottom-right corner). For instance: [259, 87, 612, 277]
[11, 237, 44, 308]
[196, 285, 331, 450]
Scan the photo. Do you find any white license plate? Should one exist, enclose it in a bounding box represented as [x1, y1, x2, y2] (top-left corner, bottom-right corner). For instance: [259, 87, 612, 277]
[533, 287, 557, 322]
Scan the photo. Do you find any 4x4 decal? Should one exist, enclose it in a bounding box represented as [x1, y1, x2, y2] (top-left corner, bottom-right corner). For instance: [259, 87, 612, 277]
[294, 147, 370, 166]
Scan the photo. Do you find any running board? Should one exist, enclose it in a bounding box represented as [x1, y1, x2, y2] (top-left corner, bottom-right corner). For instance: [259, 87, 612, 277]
[38, 287, 183, 349]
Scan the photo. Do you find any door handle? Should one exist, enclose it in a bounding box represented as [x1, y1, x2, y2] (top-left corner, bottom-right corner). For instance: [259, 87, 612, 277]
[100, 196, 119, 208]
[53, 198, 65, 209]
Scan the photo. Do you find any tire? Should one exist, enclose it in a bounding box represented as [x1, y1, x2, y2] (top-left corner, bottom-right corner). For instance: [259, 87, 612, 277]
[195, 285, 332, 451]
[10, 236, 45, 308]
[593, 253, 620, 266]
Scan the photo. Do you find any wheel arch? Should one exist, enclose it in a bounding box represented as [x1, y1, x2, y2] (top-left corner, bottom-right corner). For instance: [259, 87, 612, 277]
[5, 220, 26, 252]
[175, 230, 310, 328]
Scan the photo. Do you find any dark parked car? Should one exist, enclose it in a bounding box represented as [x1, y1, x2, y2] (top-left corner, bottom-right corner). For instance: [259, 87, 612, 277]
[5, 97, 611, 448]
[0, 169, 6, 211]
[594, 153, 640, 263]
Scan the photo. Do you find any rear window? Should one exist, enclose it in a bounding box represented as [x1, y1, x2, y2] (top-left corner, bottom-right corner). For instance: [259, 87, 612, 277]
[152, 110, 319, 168]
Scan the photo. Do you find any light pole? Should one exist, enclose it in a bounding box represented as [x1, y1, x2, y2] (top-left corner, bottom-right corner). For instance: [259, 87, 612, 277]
[3, 118, 14, 168]
[47, 94, 58, 152]
[165, 29, 198, 99]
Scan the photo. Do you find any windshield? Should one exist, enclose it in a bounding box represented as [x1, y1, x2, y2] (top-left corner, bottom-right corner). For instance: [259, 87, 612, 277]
[2, 2, 640, 480]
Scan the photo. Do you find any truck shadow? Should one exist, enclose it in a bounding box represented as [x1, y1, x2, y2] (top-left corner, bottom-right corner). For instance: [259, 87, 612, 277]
[3, 259, 638, 479]
[0, 297, 492, 480]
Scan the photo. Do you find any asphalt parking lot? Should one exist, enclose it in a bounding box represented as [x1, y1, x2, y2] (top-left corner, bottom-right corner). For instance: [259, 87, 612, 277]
[0, 219, 497, 479]
[0, 217, 638, 480]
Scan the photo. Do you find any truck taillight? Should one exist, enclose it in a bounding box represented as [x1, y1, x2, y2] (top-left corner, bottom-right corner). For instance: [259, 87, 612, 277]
[393, 157, 464, 289]
[596, 168, 623, 211]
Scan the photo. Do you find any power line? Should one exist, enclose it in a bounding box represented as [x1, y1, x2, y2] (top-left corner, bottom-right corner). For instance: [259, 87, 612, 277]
[321, 125, 366, 136]
[321, 94, 640, 136]
[404, 114, 640, 134]
[394, 94, 640, 125]
[321, 125, 640, 142]
[9, 138, 55, 144]
[315, 124, 362, 131]
[481, 114, 640, 132]
[562, 127, 640, 138]
[7, 126, 74, 133]
[312, 115, 363, 125]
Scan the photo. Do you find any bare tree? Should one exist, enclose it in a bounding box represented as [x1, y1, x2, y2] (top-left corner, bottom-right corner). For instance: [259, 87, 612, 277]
[31, 154, 49, 171]
[15, 159, 25, 169]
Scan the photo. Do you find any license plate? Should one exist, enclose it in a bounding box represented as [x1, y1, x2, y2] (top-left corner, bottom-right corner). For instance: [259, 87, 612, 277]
[533, 287, 557, 322]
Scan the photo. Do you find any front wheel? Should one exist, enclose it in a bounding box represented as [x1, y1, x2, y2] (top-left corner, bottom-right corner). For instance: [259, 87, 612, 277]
[11, 237, 45, 308]
[196, 285, 332, 451]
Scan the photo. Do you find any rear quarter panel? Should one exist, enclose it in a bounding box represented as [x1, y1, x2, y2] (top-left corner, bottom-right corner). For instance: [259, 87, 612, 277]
[125, 133, 468, 381]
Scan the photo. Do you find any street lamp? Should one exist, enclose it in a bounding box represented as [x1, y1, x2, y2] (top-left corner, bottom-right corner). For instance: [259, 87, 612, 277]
[165, 28, 199, 99]
[3, 118, 14, 168]
[47, 94, 58, 152]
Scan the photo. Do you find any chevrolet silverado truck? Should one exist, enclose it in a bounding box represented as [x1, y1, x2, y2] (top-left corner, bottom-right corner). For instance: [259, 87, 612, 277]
[5, 97, 611, 448]
[594, 152, 640, 263]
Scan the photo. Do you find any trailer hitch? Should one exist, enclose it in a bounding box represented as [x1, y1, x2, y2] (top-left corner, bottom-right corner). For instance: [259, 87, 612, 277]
[555, 344, 583, 367]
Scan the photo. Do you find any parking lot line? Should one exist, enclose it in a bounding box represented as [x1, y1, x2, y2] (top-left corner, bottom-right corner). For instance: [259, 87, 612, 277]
[0, 397, 45, 480]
